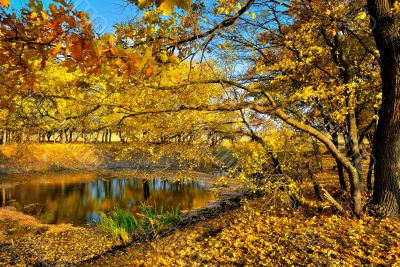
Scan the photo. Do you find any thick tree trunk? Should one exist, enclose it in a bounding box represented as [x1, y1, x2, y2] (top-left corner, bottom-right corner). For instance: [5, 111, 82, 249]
[365, 133, 375, 191]
[367, 0, 400, 217]
[367, 154, 375, 191]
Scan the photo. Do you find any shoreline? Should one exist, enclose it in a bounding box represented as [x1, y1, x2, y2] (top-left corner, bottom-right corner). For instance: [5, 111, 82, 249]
[0, 171, 246, 266]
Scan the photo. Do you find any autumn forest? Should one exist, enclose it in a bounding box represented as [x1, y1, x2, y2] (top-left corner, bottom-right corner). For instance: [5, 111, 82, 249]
[0, 0, 400, 265]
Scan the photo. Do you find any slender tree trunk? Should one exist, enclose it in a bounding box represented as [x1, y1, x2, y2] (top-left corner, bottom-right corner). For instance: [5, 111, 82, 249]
[94, 131, 99, 143]
[346, 104, 364, 190]
[60, 129, 65, 144]
[20, 128, 25, 144]
[270, 106, 362, 216]
[82, 132, 87, 144]
[367, 0, 400, 217]
[311, 137, 323, 173]
[332, 132, 347, 191]
[119, 131, 124, 143]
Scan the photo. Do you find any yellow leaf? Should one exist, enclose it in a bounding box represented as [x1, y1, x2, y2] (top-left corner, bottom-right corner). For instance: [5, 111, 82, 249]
[158, 51, 169, 63]
[51, 42, 62, 56]
[30, 12, 38, 19]
[138, 0, 150, 9]
[357, 11, 367, 20]
[159, 0, 175, 16]
[41, 11, 49, 21]
[0, 0, 10, 8]
[108, 34, 116, 46]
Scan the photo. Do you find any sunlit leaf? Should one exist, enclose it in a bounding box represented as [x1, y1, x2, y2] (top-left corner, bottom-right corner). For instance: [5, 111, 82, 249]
[0, 0, 10, 8]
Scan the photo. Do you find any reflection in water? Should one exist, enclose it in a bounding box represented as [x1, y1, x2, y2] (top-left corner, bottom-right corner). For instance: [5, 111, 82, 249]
[143, 180, 150, 200]
[0, 171, 216, 225]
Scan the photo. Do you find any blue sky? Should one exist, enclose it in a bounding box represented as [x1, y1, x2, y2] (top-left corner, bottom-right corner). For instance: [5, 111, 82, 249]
[9, 0, 138, 33]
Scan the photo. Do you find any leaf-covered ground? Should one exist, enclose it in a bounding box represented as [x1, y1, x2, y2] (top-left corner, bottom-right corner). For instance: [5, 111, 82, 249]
[85, 198, 400, 266]
[85, 156, 400, 266]
[2, 156, 400, 266]
[0, 208, 119, 266]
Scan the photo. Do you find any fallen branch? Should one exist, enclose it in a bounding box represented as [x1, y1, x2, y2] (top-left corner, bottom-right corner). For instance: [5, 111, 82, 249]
[307, 162, 347, 216]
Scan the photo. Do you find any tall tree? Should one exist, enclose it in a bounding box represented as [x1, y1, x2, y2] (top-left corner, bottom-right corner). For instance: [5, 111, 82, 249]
[367, 0, 400, 216]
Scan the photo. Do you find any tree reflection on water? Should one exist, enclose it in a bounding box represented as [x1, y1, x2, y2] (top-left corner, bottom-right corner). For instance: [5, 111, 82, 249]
[0, 171, 216, 225]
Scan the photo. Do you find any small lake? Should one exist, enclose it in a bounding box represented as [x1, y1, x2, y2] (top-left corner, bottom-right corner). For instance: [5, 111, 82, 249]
[0, 170, 217, 225]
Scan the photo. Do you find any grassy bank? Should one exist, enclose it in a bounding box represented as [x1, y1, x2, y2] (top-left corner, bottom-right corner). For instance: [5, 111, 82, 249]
[99, 205, 180, 244]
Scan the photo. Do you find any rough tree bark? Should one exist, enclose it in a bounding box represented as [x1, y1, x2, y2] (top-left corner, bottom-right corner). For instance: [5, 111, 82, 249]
[367, 0, 400, 217]
[366, 133, 376, 190]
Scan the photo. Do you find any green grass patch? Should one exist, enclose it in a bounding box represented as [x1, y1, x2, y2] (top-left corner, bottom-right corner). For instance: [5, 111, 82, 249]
[99, 203, 180, 244]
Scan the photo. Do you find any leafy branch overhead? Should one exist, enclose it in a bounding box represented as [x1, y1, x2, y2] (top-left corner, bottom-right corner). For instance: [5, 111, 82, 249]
[0, 0, 399, 220]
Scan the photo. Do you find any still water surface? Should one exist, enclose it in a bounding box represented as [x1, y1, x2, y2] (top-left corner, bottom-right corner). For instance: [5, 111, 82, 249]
[0, 170, 216, 225]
